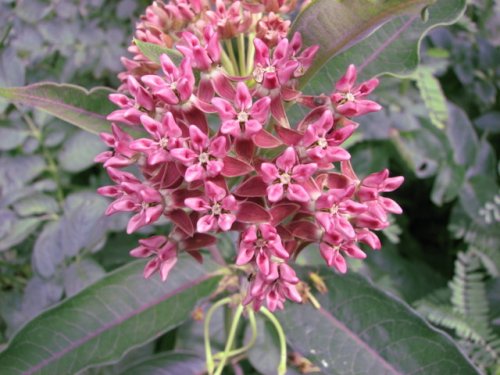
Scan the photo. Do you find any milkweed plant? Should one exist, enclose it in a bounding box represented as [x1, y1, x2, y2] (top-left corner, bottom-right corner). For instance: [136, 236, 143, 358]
[97, 1, 404, 372]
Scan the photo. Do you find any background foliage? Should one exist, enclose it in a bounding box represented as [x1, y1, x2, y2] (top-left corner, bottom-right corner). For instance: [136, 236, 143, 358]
[0, 0, 498, 374]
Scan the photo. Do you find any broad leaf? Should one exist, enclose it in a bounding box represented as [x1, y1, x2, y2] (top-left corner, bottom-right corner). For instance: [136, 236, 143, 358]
[134, 39, 182, 66]
[0, 83, 115, 134]
[0, 256, 222, 375]
[119, 351, 205, 375]
[277, 266, 479, 374]
[296, 0, 466, 90]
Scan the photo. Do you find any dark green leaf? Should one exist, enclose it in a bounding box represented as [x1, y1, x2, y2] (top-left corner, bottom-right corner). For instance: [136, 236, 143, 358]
[277, 266, 479, 374]
[431, 162, 466, 205]
[134, 39, 182, 66]
[300, 0, 466, 92]
[119, 352, 205, 375]
[0, 83, 115, 134]
[0, 256, 222, 375]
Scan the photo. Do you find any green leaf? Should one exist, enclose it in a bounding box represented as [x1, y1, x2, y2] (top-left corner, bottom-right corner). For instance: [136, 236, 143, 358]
[133, 39, 182, 65]
[297, 0, 466, 91]
[414, 66, 448, 129]
[0, 256, 222, 375]
[277, 266, 479, 374]
[292, 0, 434, 86]
[446, 105, 478, 168]
[0, 83, 115, 134]
[62, 258, 106, 297]
[431, 161, 466, 205]
[119, 352, 205, 375]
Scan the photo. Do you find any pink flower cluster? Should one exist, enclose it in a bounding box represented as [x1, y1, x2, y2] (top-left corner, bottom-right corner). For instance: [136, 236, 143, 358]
[97, 0, 403, 312]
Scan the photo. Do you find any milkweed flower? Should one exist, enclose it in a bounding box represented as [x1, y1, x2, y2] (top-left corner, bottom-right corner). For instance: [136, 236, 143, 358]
[97, 0, 404, 312]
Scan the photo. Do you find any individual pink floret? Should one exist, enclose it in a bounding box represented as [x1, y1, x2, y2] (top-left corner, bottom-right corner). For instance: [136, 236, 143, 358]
[260, 147, 317, 202]
[184, 181, 238, 232]
[170, 125, 227, 182]
[212, 82, 271, 137]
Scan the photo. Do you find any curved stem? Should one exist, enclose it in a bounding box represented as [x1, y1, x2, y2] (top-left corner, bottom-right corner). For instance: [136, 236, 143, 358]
[204, 297, 232, 375]
[213, 308, 258, 360]
[260, 307, 288, 375]
[214, 303, 244, 375]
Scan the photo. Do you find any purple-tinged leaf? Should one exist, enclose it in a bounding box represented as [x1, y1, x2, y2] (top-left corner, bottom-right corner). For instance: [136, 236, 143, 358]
[277, 266, 479, 374]
[0, 83, 116, 134]
[295, 0, 466, 90]
[0, 256, 222, 374]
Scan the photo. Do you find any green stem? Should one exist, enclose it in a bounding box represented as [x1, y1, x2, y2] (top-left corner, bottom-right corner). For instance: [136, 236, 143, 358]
[237, 33, 246, 77]
[260, 307, 288, 375]
[220, 48, 236, 76]
[213, 308, 258, 360]
[246, 33, 255, 77]
[214, 303, 244, 375]
[224, 39, 239, 75]
[204, 297, 232, 375]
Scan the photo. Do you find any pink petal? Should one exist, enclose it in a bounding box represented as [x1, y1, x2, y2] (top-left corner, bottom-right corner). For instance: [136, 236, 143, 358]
[235, 82, 252, 110]
[286, 184, 310, 202]
[129, 246, 154, 258]
[185, 164, 205, 182]
[260, 163, 279, 183]
[159, 257, 178, 281]
[220, 120, 241, 136]
[209, 136, 227, 158]
[267, 183, 284, 202]
[197, 214, 216, 232]
[170, 148, 198, 163]
[189, 125, 208, 150]
[143, 258, 160, 279]
[218, 213, 236, 231]
[292, 163, 317, 182]
[276, 147, 296, 171]
[205, 181, 227, 202]
[336, 64, 357, 92]
[212, 97, 236, 119]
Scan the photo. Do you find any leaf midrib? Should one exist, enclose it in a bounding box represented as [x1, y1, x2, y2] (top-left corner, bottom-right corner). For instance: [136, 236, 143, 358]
[21, 273, 215, 375]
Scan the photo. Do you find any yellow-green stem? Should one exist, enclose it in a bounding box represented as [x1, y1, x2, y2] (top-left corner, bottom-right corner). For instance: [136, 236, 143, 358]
[224, 39, 239, 75]
[212, 308, 258, 360]
[246, 33, 256, 77]
[220, 48, 236, 76]
[204, 297, 232, 375]
[260, 307, 288, 375]
[237, 33, 246, 77]
[214, 303, 244, 375]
